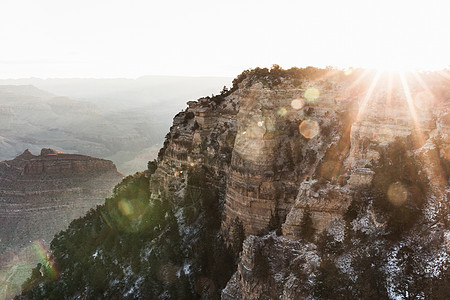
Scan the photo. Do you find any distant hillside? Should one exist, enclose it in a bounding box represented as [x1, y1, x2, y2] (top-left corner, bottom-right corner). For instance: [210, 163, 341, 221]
[0, 76, 232, 112]
[0, 76, 232, 174]
[0, 148, 123, 300]
[0, 85, 151, 173]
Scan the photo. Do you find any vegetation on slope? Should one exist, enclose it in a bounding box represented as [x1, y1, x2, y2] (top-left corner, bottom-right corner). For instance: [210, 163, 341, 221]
[19, 167, 235, 299]
[312, 139, 448, 299]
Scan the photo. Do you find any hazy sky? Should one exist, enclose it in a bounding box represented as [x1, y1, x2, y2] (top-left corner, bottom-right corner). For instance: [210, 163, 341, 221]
[0, 0, 448, 78]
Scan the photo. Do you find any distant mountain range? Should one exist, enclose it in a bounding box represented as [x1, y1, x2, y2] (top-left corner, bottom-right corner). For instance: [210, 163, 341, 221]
[0, 76, 232, 174]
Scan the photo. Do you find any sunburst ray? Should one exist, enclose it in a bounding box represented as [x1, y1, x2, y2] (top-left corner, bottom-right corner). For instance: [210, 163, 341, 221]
[399, 72, 426, 148]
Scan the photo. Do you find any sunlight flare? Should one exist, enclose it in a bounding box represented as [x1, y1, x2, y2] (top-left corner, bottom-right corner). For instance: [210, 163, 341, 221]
[304, 88, 320, 102]
[299, 119, 320, 139]
[291, 98, 305, 110]
[399, 72, 426, 147]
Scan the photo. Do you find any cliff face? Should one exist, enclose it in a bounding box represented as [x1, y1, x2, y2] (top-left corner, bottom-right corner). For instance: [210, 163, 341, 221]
[221, 71, 449, 299]
[147, 68, 448, 298]
[148, 93, 239, 220]
[16, 67, 449, 300]
[150, 73, 351, 238]
[0, 149, 123, 299]
[148, 69, 448, 298]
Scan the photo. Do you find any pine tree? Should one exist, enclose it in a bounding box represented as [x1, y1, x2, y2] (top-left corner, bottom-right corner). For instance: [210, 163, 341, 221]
[253, 243, 270, 279]
[300, 206, 315, 242]
[231, 218, 245, 257]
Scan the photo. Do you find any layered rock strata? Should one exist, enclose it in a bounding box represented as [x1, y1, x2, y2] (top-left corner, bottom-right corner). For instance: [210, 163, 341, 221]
[149, 95, 239, 204]
[0, 148, 123, 252]
[0, 149, 123, 299]
[222, 81, 345, 235]
[150, 70, 448, 244]
[220, 71, 449, 299]
[10, 68, 448, 299]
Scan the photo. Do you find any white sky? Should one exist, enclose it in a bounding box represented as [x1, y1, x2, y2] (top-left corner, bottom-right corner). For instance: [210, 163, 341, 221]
[0, 0, 448, 78]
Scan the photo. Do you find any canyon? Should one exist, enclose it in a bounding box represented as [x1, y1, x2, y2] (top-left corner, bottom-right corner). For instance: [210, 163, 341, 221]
[0, 148, 123, 299]
[0, 77, 231, 175]
[17, 67, 449, 299]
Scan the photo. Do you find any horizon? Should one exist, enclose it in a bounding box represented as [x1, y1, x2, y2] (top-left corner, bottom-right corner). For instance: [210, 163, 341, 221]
[0, 74, 234, 80]
[1, 66, 449, 81]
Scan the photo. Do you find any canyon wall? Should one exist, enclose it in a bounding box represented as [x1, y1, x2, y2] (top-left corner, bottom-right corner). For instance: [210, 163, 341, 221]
[148, 68, 448, 298]
[147, 68, 448, 249]
[0, 149, 123, 299]
[143, 69, 449, 299]
[221, 71, 449, 299]
[14, 67, 449, 299]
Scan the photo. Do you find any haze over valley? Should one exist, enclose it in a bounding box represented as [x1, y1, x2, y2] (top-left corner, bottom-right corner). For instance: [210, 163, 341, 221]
[0, 0, 448, 299]
[0, 76, 231, 174]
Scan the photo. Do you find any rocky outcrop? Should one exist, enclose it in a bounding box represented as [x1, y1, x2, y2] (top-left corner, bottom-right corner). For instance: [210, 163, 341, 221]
[222, 80, 344, 236]
[222, 233, 318, 300]
[146, 68, 448, 243]
[221, 70, 449, 299]
[0, 149, 123, 299]
[148, 94, 239, 205]
[138, 68, 449, 299]
[11, 67, 449, 300]
[22, 148, 117, 176]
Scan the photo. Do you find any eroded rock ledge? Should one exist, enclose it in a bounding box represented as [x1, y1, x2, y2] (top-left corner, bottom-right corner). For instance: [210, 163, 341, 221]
[152, 68, 448, 298]
[0, 148, 123, 297]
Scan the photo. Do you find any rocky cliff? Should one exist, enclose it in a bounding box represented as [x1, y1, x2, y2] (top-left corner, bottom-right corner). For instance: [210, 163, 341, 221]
[17, 67, 449, 299]
[0, 149, 123, 299]
[155, 68, 449, 298]
[222, 70, 449, 299]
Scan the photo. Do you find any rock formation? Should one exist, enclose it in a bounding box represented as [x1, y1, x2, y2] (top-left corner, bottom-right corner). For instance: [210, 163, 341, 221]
[16, 67, 450, 299]
[221, 70, 449, 299]
[146, 67, 449, 298]
[0, 149, 123, 299]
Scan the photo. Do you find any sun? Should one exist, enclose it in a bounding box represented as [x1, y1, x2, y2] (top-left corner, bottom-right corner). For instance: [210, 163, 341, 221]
[344, 64, 449, 151]
[372, 63, 417, 73]
[356, 59, 446, 73]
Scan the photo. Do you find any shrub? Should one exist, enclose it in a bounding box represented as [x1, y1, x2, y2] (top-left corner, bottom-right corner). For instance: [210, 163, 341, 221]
[300, 206, 315, 242]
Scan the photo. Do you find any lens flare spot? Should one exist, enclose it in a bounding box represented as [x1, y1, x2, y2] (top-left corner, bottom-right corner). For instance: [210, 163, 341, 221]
[257, 121, 264, 127]
[118, 199, 134, 216]
[277, 107, 287, 116]
[344, 68, 353, 76]
[99, 209, 113, 229]
[291, 98, 305, 110]
[299, 119, 320, 138]
[387, 182, 408, 206]
[304, 88, 320, 102]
